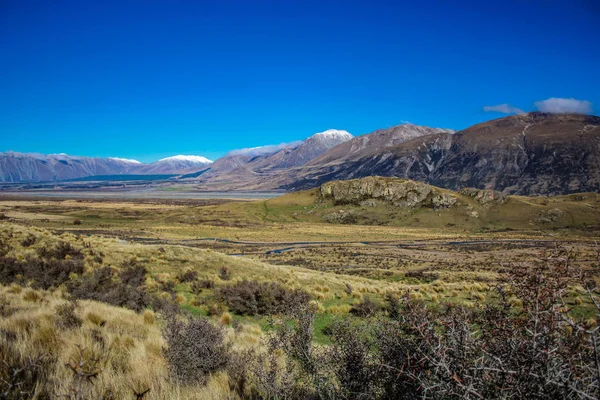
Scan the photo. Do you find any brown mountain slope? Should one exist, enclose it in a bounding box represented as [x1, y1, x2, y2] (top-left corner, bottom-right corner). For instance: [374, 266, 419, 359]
[430, 112, 600, 194]
[287, 113, 600, 195]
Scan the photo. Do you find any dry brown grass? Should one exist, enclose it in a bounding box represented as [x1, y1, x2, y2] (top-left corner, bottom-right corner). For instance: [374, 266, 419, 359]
[0, 284, 262, 399]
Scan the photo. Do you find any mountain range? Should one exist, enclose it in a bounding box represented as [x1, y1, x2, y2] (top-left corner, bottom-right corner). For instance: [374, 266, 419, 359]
[1, 113, 599, 196]
[0, 153, 212, 182]
[287, 112, 600, 195]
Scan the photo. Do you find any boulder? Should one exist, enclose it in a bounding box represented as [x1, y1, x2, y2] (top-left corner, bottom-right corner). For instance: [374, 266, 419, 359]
[459, 188, 508, 205]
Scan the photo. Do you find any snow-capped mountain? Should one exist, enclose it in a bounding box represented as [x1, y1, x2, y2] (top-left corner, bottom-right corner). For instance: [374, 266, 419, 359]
[0, 152, 142, 182]
[200, 131, 353, 178]
[251, 129, 354, 170]
[308, 129, 353, 148]
[136, 155, 213, 174]
[158, 155, 212, 164]
[0, 152, 213, 182]
[109, 157, 141, 164]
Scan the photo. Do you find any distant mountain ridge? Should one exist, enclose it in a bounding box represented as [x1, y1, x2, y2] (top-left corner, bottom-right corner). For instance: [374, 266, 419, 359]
[0, 152, 212, 182]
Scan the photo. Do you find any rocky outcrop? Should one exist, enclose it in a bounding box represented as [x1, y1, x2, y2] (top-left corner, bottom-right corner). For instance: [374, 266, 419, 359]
[319, 177, 457, 209]
[459, 188, 508, 205]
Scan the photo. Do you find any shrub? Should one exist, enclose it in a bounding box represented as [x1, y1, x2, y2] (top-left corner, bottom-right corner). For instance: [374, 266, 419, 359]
[0, 255, 84, 290]
[349, 297, 381, 318]
[327, 319, 379, 399]
[119, 263, 148, 287]
[216, 280, 311, 316]
[178, 269, 198, 283]
[72, 219, 82, 225]
[162, 315, 230, 384]
[148, 293, 180, 316]
[218, 266, 231, 281]
[206, 301, 226, 317]
[0, 335, 51, 399]
[20, 234, 37, 247]
[66, 266, 149, 312]
[191, 279, 215, 294]
[385, 293, 401, 320]
[159, 279, 176, 295]
[36, 241, 83, 260]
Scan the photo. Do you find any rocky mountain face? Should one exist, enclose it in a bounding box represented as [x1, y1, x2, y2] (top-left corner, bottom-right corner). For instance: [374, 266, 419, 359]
[252, 130, 353, 170]
[290, 113, 600, 196]
[307, 123, 454, 167]
[429, 113, 600, 195]
[291, 132, 454, 190]
[0, 153, 212, 182]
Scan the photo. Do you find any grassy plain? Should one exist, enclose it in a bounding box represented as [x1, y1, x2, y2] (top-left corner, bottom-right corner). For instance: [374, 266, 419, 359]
[1, 187, 599, 314]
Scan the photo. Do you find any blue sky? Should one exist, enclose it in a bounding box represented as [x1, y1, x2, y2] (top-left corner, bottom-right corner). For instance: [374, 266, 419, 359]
[1, 0, 598, 162]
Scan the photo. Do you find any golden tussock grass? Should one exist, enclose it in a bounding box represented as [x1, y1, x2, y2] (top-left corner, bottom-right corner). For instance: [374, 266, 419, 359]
[0, 284, 258, 399]
[219, 312, 233, 326]
[143, 310, 155, 325]
[327, 304, 352, 314]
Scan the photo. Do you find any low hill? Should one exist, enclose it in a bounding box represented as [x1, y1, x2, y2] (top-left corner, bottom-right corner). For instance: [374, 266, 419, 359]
[266, 176, 600, 230]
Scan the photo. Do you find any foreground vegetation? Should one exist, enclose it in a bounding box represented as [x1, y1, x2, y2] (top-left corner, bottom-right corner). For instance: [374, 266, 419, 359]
[1, 224, 600, 398]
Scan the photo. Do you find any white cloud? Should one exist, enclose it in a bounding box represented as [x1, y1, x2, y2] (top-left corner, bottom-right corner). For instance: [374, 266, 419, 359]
[226, 141, 303, 157]
[483, 104, 524, 114]
[534, 97, 593, 114]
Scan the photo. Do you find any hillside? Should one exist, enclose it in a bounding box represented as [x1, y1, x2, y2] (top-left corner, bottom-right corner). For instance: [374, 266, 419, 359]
[288, 113, 600, 195]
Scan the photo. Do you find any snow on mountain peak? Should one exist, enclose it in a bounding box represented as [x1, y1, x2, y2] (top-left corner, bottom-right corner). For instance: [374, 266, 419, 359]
[311, 129, 353, 141]
[157, 155, 213, 164]
[109, 157, 141, 164]
[226, 141, 303, 157]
